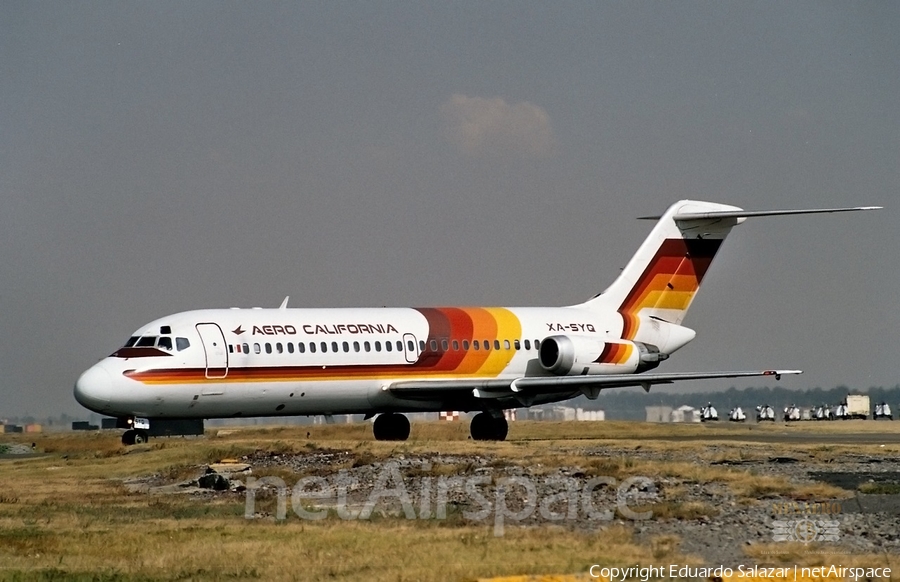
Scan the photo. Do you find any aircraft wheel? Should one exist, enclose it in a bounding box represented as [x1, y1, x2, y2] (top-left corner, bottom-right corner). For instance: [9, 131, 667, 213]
[470, 412, 508, 441]
[133, 430, 149, 444]
[373, 413, 410, 441]
[122, 430, 136, 446]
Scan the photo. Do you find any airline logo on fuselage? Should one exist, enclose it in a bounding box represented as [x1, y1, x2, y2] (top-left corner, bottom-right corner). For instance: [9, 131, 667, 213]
[302, 323, 400, 335]
[248, 323, 401, 336]
[252, 325, 298, 336]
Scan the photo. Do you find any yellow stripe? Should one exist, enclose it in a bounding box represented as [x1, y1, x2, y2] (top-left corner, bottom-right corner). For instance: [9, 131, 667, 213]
[479, 307, 522, 375]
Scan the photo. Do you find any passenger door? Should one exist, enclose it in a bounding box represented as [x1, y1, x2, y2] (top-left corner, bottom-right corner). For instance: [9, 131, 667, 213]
[196, 323, 228, 391]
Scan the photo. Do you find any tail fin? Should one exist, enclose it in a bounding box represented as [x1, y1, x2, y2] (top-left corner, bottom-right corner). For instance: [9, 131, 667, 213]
[576, 200, 880, 339]
[579, 200, 741, 336]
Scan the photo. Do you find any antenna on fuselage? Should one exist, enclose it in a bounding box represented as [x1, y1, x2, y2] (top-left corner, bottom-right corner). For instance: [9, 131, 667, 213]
[279, 296, 290, 310]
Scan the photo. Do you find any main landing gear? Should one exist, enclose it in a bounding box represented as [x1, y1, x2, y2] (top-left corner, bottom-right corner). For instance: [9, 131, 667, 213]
[469, 412, 508, 441]
[371, 411, 509, 442]
[373, 413, 411, 441]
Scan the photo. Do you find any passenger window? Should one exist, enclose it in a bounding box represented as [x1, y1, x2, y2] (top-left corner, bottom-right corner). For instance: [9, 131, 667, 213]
[177, 337, 191, 351]
[504, 339, 510, 350]
[343, 341, 349, 353]
[463, 340, 470, 350]
[375, 341, 382, 352]
[321, 342, 328, 353]
[136, 336, 157, 347]
[299, 342, 306, 353]
[407, 340, 415, 352]
[276, 343, 283, 354]
[534, 339, 540, 350]
[419, 340, 425, 352]
[452, 340, 459, 351]
[254, 343, 261, 355]
[524, 339, 531, 350]
[396, 340, 402, 352]
[241, 342, 249, 353]
[430, 339, 437, 351]
[287, 343, 295, 354]
[125, 336, 139, 347]
[354, 341, 360, 352]
[514, 339, 520, 350]
[309, 342, 316, 353]
[265, 343, 272, 354]
[228, 345, 234, 353]
[364, 341, 371, 352]
[493, 340, 500, 350]
[158, 337, 173, 351]
[473, 341, 480, 351]
[484, 340, 490, 350]
[441, 339, 449, 351]
[385, 341, 392, 352]
[331, 341, 338, 353]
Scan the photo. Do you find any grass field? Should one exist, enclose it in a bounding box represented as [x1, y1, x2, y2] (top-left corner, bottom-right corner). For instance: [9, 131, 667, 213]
[1, 421, 899, 581]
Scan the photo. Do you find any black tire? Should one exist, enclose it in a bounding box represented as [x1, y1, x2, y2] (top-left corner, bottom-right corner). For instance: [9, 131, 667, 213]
[470, 412, 508, 441]
[372, 413, 410, 441]
[122, 430, 136, 446]
[134, 430, 149, 444]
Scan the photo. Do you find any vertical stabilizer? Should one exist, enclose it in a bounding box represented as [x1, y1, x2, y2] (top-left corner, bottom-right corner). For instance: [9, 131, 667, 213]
[578, 200, 742, 337]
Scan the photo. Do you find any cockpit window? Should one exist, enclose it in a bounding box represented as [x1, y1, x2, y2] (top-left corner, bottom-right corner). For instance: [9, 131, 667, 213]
[136, 336, 157, 347]
[176, 337, 190, 351]
[158, 337, 173, 351]
[125, 336, 139, 347]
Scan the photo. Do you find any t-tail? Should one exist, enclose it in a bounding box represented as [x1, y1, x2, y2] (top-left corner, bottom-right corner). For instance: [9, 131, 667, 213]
[576, 199, 881, 351]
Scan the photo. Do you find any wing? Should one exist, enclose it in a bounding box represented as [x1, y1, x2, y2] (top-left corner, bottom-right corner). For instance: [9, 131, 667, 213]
[387, 369, 801, 403]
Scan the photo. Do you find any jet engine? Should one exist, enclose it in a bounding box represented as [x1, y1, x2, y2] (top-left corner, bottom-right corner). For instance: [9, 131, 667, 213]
[538, 335, 668, 376]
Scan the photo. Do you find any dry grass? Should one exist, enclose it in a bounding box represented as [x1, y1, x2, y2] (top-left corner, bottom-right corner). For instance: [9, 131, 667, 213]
[2, 420, 898, 581]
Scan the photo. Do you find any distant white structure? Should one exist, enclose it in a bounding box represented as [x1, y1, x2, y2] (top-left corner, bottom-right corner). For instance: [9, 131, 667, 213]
[645, 406, 674, 423]
[671, 405, 701, 423]
[503, 409, 517, 422]
[783, 404, 801, 422]
[814, 405, 834, 420]
[728, 407, 746, 422]
[700, 403, 719, 422]
[874, 402, 893, 420]
[575, 408, 605, 421]
[756, 405, 776, 422]
[845, 395, 870, 420]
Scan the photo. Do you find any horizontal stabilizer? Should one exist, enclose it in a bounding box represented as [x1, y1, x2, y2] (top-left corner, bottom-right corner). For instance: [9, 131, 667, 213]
[639, 205, 881, 221]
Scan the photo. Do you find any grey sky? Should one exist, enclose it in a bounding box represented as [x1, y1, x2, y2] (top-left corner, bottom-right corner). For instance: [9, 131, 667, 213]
[2, 3, 897, 417]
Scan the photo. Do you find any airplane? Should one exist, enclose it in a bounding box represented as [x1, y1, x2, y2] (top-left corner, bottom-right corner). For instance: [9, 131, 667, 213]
[74, 200, 880, 444]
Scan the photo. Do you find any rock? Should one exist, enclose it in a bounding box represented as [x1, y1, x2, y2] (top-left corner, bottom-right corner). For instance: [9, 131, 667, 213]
[198, 473, 229, 491]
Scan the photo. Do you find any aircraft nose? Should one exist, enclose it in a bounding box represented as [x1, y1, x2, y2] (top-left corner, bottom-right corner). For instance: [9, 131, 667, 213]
[74, 365, 114, 412]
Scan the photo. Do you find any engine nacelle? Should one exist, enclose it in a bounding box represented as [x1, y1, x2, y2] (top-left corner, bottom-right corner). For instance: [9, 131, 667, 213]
[539, 335, 668, 376]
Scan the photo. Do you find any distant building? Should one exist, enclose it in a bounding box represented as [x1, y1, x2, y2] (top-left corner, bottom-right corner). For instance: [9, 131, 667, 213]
[671, 405, 701, 423]
[575, 408, 605, 421]
[645, 406, 673, 423]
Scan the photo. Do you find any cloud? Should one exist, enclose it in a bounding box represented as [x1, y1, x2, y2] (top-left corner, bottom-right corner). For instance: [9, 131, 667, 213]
[441, 94, 557, 158]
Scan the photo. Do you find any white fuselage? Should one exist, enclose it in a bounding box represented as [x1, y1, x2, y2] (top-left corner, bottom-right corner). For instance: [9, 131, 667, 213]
[76, 304, 676, 419]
